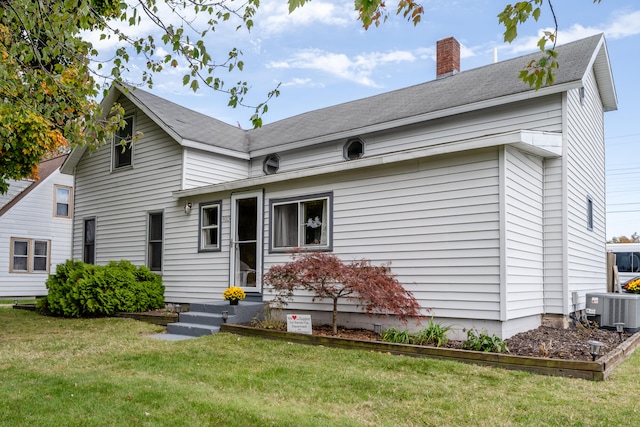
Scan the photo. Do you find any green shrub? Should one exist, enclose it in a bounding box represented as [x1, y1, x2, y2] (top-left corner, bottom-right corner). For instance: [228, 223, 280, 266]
[412, 318, 451, 347]
[381, 328, 413, 344]
[382, 319, 452, 347]
[40, 260, 164, 318]
[462, 330, 509, 353]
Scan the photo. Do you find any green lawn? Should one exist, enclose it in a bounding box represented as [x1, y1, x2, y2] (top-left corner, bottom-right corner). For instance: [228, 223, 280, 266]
[1, 307, 639, 427]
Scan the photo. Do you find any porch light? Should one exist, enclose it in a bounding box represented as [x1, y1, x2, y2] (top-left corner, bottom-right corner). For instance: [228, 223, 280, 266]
[373, 323, 382, 337]
[175, 304, 181, 314]
[184, 201, 192, 215]
[614, 322, 625, 342]
[222, 311, 228, 323]
[588, 340, 604, 361]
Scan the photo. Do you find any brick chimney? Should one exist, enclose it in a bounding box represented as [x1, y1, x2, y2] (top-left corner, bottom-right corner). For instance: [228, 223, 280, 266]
[436, 37, 460, 79]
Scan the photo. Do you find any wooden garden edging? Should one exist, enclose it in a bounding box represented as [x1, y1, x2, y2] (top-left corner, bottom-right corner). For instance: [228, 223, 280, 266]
[221, 324, 640, 381]
[116, 312, 177, 326]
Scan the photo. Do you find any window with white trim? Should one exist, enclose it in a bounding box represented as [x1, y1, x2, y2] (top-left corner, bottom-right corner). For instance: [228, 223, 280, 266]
[271, 193, 332, 251]
[113, 116, 134, 169]
[148, 212, 163, 272]
[10, 238, 50, 273]
[54, 185, 72, 218]
[199, 201, 221, 252]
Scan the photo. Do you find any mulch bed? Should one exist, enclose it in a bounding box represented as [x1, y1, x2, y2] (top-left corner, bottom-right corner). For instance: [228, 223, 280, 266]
[310, 324, 625, 362]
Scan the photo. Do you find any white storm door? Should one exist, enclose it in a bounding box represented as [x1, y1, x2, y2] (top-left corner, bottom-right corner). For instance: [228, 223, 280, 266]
[230, 191, 263, 293]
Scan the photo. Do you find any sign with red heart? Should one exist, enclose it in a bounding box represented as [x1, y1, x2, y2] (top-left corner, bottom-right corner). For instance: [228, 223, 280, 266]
[286, 314, 312, 335]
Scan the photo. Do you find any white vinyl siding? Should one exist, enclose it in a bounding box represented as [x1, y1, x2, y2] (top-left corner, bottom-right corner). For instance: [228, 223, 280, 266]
[182, 148, 248, 189]
[250, 96, 562, 176]
[503, 146, 544, 319]
[543, 157, 564, 313]
[71, 96, 183, 266]
[0, 170, 73, 297]
[261, 148, 502, 320]
[564, 69, 607, 311]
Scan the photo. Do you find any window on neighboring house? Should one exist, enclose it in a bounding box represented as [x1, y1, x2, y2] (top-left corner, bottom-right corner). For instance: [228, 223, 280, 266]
[54, 185, 72, 218]
[199, 202, 221, 252]
[148, 212, 163, 272]
[113, 115, 134, 169]
[83, 218, 96, 264]
[587, 196, 594, 231]
[271, 193, 332, 251]
[10, 238, 50, 273]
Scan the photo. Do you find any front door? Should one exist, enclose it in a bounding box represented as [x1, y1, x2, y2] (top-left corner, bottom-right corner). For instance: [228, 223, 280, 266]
[230, 191, 263, 293]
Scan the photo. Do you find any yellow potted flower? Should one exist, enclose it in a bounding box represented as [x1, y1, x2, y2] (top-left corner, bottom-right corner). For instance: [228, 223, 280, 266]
[223, 286, 246, 305]
[625, 278, 640, 294]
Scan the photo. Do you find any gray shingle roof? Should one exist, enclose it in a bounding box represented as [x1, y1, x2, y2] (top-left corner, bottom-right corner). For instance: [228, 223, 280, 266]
[104, 34, 612, 159]
[248, 33, 608, 152]
[123, 85, 247, 152]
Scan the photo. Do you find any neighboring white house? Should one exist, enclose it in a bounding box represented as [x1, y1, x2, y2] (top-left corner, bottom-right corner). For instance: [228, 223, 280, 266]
[0, 155, 73, 297]
[61, 34, 617, 338]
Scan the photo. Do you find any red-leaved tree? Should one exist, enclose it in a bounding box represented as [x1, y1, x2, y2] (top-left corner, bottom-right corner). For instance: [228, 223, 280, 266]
[263, 252, 422, 335]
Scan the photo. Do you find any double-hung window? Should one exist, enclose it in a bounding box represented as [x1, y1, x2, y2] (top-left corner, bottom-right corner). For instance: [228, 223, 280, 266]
[54, 185, 73, 218]
[199, 201, 221, 252]
[10, 238, 50, 273]
[113, 116, 134, 169]
[270, 193, 332, 252]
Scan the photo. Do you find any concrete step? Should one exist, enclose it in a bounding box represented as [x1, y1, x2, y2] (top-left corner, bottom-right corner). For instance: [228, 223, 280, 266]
[163, 301, 264, 339]
[166, 322, 220, 337]
[178, 311, 225, 327]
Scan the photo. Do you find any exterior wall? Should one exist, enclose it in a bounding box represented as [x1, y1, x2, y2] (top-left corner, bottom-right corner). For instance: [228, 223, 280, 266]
[259, 148, 502, 321]
[503, 146, 545, 320]
[162, 194, 234, 302]
[543, 156, 564, 313]
[0, 171, 73, 296]
[564, 69, 607, 312]
[0, 180, 31, 208]
[182, 148, 249, 189]
[71, 95, 183, 267]
[249, 95, 562, 177]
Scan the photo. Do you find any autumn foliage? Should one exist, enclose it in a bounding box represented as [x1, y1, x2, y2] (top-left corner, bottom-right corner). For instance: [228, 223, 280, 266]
[263, 252, 422, 335]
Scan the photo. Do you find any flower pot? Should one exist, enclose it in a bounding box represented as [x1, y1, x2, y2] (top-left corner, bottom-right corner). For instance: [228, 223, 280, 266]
[229, 299, 239, 305]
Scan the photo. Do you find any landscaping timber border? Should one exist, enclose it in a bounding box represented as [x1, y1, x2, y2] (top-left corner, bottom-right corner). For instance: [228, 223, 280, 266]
[221, 324, 640, 381]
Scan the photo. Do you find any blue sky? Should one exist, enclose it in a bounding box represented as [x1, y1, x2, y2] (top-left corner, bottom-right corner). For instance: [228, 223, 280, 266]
[88, 0, 640, 240]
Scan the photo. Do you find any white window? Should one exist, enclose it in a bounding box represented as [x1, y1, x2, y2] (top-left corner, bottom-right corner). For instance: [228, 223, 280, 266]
[199, 202, 221, 251]
[148, 212, 163, 272]
[271, 193, 332, 251]
[10, 238, 50, 273]
[113, 116, 134, 169]
[54, 185, 72, 218]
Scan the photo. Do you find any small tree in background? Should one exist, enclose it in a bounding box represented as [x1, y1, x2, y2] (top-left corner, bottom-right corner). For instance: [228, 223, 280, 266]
[263, 252, 422, 335]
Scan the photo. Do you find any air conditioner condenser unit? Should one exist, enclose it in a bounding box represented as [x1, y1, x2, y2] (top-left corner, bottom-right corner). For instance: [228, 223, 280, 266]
[586, 292, 640, 333]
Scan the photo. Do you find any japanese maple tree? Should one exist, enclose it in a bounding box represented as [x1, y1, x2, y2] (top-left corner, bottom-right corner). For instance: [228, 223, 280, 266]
[263, 252, 422, 335]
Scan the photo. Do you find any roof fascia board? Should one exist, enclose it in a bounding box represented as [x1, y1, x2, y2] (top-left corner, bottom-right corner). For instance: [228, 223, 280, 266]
[250, 81, 579, 157]
[182, 139, 250, 160]
[174, 130, 559, 198]
[582, 36, 617, 111]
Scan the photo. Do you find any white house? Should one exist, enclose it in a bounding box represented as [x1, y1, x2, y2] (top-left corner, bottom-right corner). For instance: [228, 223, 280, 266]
[0, 155, 74, 297]
[61, 34, 617, 338]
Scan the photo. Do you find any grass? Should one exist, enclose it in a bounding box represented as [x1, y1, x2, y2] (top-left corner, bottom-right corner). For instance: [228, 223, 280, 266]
[1, 307, 639, 427]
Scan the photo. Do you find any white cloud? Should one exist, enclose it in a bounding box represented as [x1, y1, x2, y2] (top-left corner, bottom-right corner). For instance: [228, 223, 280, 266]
[266, 48, 416, 87]
[256, 0, 355, 35]
[500, 9, 640, 56]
